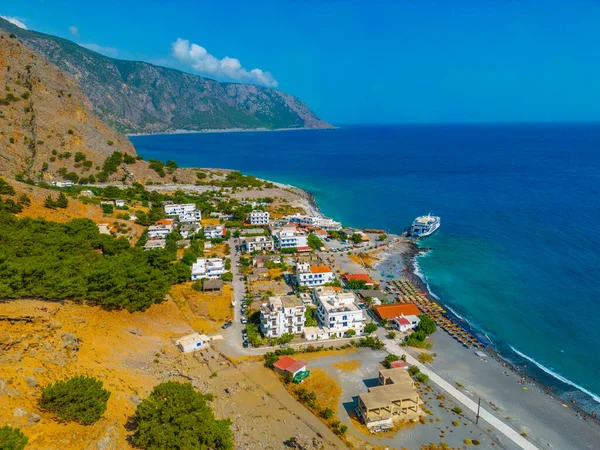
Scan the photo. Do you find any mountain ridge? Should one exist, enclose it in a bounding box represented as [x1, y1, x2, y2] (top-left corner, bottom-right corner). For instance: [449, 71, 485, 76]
[0, 17, 331, 134]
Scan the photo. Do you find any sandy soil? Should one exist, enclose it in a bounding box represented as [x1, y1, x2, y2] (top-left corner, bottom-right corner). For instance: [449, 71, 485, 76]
[0, 299, 345, 449]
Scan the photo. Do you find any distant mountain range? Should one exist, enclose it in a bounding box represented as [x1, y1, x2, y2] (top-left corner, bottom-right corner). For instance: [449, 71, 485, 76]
[0, 17, 331, 134]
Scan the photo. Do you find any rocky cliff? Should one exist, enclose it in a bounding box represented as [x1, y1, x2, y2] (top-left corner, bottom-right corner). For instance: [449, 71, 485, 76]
[0, 31, 135, 181]
[0, 17, 331, 134]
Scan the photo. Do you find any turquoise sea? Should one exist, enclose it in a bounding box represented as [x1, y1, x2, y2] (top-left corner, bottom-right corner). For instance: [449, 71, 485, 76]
[131, 123, 600, 413]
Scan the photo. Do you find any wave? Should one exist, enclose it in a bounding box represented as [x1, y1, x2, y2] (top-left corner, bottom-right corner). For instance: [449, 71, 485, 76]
[510, 346, 600, 405]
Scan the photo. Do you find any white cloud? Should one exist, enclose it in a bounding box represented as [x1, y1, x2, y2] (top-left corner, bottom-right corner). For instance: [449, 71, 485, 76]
[68, 26, 79, 38]
[171, 38, 278, 87]
[1, 15, 27, 29]
[80, 42, 120, 57]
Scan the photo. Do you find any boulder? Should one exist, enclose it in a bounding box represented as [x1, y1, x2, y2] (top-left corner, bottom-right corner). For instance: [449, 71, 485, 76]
[13, 407, 27, 418]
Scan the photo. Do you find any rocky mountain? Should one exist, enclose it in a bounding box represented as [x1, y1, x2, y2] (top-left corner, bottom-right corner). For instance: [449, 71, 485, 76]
[0, 17, 331, 134]
[0, 31, 135, 181]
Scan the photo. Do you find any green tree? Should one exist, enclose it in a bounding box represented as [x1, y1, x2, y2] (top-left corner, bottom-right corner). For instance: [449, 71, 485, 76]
[344, 329, 356, 337]
[133, 381, 233, 450]
[364, 323, 378, 334]
[346, 279, 367, 290]
[39, 376, 110, 425]
[408, 365, 420, 376]
[277, 332, 294, 345]
[307, 233, 323, 250]
[417, 314, 437, 335]
[0, 177, 16, 195]
[304, 308, 317, 327]
[56, 192, 68, 209]
[320, 407, 334, 419]
[0, 425, 28, 450]
[378, 233, 387, 241]
[43, 195, 56, 209]
[221, 272, 233, 282]
[350, 233, 363, 244]
[166, 159, 178, 170]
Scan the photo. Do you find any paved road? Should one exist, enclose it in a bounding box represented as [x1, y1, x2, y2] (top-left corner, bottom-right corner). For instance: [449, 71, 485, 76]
[214, 237, 247, 356]
[377, 329, 539, 450]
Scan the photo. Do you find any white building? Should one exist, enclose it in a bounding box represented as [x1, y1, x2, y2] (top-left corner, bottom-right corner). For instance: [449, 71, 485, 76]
[144, 239, 166, 250]
[52, 181, 74, 188]
[147, 220, 174, 239]
[191, 258, 226, 280]
[241, 235, 275, 253]
[287, 214, 342, 231]
[273, 226, 308, 250]
[175, 333, 210, 353]
[115, 199, 126, 207]
[180, 224, 200, 239]
[296, 262, 334, 287]
[391, 315, 420, 333]
[306, 288, 366, 340]
[248, 210, 270, 225]
[164, 203, 196, 216]
[204, 224, 226, 239]
[260, 295, 306, 338]
[164, 203, 201, 223]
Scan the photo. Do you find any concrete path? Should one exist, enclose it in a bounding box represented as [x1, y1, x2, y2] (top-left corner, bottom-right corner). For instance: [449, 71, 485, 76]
[379, 331, 539, 450]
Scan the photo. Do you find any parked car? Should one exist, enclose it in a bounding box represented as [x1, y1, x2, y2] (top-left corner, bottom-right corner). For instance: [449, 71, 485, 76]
[241, 318, 248, 324]
[222, 321, 233, 329]
[243, 340, 249, 348]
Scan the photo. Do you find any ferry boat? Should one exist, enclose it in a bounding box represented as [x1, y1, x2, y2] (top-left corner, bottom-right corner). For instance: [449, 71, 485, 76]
[410, 214, 441, 238]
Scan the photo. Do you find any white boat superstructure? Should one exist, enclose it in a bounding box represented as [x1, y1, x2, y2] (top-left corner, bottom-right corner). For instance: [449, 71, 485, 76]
[410, 214, 440, 238]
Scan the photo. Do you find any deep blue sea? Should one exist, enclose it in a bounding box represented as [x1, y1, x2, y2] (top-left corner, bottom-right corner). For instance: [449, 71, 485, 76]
[132, 124, 600, 412]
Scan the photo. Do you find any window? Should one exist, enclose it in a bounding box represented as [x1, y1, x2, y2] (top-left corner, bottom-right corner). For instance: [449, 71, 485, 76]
[342, 315, 347, 320]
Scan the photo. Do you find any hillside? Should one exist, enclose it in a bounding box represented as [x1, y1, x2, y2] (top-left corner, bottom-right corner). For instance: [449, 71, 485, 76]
[0, 18, 331, 134]
[0, 31, 135, 182]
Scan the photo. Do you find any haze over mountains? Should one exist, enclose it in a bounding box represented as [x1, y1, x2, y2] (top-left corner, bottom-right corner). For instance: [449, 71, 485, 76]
[0, 17, 330, 135]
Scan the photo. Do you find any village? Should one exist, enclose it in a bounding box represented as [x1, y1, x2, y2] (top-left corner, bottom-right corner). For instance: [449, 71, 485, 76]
[78, 183, 507, 449]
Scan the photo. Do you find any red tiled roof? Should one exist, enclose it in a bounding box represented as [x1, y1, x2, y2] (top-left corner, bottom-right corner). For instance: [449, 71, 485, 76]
[374, 304, 421, 320]
[395, 317, 411, 326]
[273, 356, 296, 371]
[343, 273, 373, 283]
[287, 360, 307, 373]
[155, 219, 173, 226]
[313, 229, 327, 235]
[296, 246, 312, 252]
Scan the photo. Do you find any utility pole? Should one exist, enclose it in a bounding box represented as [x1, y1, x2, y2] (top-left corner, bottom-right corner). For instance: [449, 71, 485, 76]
[476, 397, 481, 424]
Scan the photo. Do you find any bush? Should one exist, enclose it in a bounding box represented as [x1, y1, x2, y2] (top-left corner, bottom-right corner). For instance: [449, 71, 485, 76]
[452, 407, 463, 414]
[417, 314, 437, 335]
[415, 373, 429, 384]
[39, 376, 110, 424]
[344, 329, 356, 337]
[408, 365, 420, 376]
[321, 407, 334, 419]
[382, 354, 399, 368]
[388, 330, 397, 339]
[221, 272, 233, 282]
[0, 425, 28, 450]
[133, 381, 233, 450]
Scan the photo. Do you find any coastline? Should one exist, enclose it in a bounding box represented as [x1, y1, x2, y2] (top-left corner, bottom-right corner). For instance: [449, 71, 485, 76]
[127, 125, 337, 138]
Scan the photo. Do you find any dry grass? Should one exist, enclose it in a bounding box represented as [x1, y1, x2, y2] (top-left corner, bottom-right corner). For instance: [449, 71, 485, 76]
[201, 218, 221, 226]
[300, 347, 357, 361]
[170, 283, 233, 333]
[268, 268, 283, 279]
[334, 360, 360, 371]
[293, 368, 341, 414]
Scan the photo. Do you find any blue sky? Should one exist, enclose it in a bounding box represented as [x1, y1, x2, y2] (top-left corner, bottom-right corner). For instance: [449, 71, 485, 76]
[2, 0, 600, 124]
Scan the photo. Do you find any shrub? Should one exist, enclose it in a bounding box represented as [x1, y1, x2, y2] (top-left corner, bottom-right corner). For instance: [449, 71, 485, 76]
[133, 381, 233, 450]
[123, 153, 136, 164]
[388, 330, 396, 339]
[344, 329, 356, 337]
[382, 354, 399, 368]
[321, 407, 334, 419]
[39, 376, 110, 425]
[67, 129, 74, 135]
[0, 426, 28, 450]
[419, 352, 434, 364]
[465, 439, 473, 445]
[101, 203, 114, 214]
[452, 407, 463, 414]
[408, 365, 420, 376]
[220, 271, 233, 282]
[415, 373, 429, 384]
[452, 420, 460, 426]
[107, 140, 114, 146]
[472, 440, 481, 445]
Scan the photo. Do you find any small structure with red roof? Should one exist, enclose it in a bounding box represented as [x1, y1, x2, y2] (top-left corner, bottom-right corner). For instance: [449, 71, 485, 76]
[273, 356, 308, 378]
